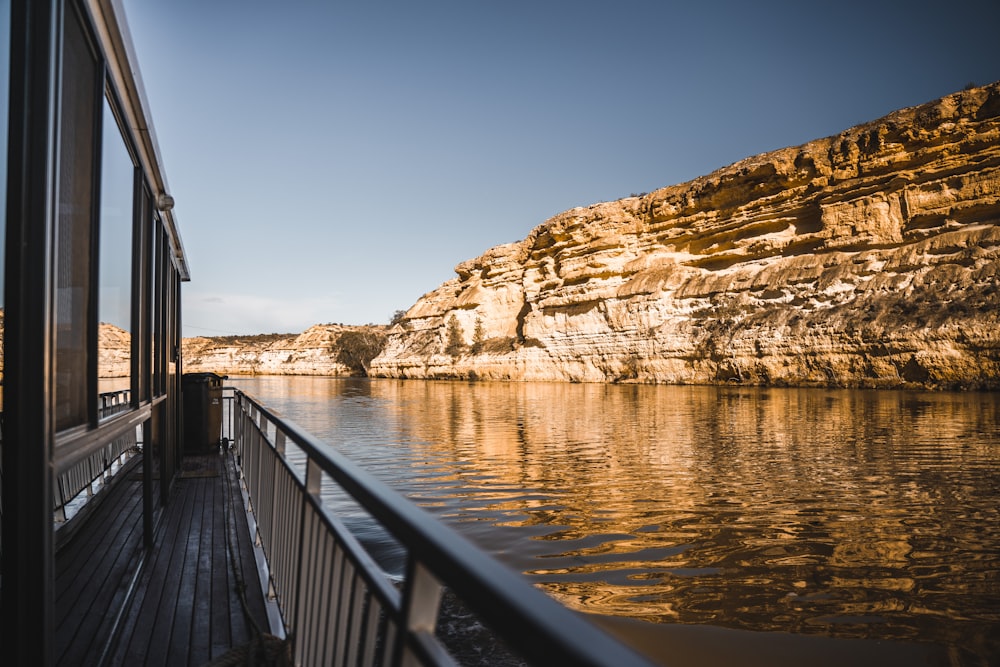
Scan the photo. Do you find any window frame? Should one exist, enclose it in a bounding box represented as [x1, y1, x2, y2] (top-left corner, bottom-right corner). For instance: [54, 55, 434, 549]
[49, 0, 174, 467]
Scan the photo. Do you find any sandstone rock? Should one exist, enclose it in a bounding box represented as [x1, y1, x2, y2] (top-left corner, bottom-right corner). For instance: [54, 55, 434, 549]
[0, 316, 133, 384]
[369, 82, 1000, 389]
[98, 322, 131, 379]
[0, 316, 386, 382]
[182, 324, 387, 377]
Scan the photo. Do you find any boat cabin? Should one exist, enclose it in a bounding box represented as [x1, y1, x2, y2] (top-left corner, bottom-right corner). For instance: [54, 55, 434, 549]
[2, 0, 190, 662]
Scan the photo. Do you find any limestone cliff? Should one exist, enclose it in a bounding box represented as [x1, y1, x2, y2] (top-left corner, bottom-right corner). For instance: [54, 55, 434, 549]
[182, 325, 387, 377]
[370, 82, 1000, 389]
[0, 318, 133, 381]
[0, 319, 386, 381]
[98, 322, 131, 378]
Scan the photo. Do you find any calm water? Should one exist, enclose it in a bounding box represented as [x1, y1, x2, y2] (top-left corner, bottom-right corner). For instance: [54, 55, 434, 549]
[229, 376, 1000, 666]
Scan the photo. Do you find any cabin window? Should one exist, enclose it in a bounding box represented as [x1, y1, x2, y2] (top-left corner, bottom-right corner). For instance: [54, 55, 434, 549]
[54, 4, 101, 431]
[153, 226, 171, 396]
[0, 0, 9, 410]
[136, 189, 152, 403]
[97, 98, 135, 402]
[152, 226, 161, 395]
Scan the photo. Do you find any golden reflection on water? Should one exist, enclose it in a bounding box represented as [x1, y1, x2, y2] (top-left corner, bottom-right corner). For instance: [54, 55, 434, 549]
[231, 377, 1000, 662]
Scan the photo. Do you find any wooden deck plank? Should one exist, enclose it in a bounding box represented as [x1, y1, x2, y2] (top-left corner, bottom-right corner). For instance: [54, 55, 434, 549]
[113, 470, 200, 666]
[55, 471, 144, 665]
[55, 474, 140, 603]
[55, 483, 128, 613]
[112, 480, 184, 665]
[225, 448, 267, 646]
[226, 453, 270, 638]
[189, 477, 216, 666]
[210, 465, 234, 659]
[57, 450, 273, 666]
[119, 522, 168, 664]
[106, 481, 187, 667]
[167, 476, 206, 665]
[147, 474, 199, 667]
[169, 477, 200, 664]
[100, 450, 271, 666]
[59, 506, 143, 662]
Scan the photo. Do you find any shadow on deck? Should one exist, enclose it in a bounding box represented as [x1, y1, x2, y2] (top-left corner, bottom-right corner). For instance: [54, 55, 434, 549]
[55, 451, 274, 666]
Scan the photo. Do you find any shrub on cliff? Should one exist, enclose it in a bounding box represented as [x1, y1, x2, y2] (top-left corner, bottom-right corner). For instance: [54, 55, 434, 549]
[445, 315, 465, 356]
[471, 317, 485, 353]
[335, 330, 388, 376]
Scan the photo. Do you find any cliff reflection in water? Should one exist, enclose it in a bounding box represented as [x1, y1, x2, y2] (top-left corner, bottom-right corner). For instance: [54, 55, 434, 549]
[230, 377, 1000, 662]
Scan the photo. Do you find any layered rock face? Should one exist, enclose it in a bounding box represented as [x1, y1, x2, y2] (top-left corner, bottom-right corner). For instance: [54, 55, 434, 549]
[370, 82, 1000, 389]
[98, 322, 131, 378]
[1, 318, 132, 382]
[182, 325, 386, 377]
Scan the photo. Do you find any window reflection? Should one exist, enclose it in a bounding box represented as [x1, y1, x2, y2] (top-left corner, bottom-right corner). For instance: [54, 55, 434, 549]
[137, 191, 151, 403]
[54, 6, 99, 431]
[97, 99, 134, 401]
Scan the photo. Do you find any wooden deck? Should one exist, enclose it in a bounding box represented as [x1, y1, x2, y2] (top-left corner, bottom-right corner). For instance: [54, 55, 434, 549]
[54, 451, 273, 666]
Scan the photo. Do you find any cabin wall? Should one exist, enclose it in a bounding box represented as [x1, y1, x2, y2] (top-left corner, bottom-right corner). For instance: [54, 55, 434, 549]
[1, 0, 189, 663]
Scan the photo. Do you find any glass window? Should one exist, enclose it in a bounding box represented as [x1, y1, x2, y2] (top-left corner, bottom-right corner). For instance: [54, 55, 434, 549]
[1, 0, 10, 411]
[54, 6, 100, 431]
[137, 194, 151, 403]
[97, 99, 134, 404]
[151, 225, 162, 395]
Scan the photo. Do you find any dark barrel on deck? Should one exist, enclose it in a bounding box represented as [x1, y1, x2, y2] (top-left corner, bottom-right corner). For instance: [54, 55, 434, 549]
[182, 372, 225, 454]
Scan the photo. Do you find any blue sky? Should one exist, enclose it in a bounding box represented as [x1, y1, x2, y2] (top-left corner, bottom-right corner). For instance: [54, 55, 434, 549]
[114, 1, 1000, 336]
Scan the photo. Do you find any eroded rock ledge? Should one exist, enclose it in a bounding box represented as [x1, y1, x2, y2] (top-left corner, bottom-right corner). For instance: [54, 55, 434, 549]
[369, 82, 1000, 389]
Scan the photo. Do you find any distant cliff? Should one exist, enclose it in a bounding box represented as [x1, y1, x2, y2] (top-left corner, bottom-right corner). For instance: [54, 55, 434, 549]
[98, 322, 131, 378]
[369, 82, 1000, 389]
[182, 325, 387, 377]
[0, 318, 134, 381]
[0, 316, 386, 381]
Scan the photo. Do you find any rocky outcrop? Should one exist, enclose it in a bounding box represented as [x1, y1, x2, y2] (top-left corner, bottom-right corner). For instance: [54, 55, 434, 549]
[182, 325, 387, 377]
[98, 322, 131, 378]
[0, 318, 386, 381]
[370, 82, 1000, 389]
[0, 317, 132, 381]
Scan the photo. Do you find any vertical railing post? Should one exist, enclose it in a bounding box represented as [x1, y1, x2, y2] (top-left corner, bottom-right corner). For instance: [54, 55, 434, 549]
[54, 476, 67, 524]
[236, 393, 245, 465]
[274, 429, 286, 456]
[395, 560, 444, 667]
[294, 457, 324, 663]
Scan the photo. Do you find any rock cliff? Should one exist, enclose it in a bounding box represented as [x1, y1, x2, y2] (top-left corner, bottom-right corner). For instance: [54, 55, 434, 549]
[182, 325, 386, 377]
[0, 317, 134, 382]
[98, 322, 131, 378]
[369, 82, 1000, 389]
[0, 316, 386, 381]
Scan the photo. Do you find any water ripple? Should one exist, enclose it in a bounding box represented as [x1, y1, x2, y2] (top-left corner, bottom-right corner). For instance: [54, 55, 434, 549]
[232, 377, 1000, 665]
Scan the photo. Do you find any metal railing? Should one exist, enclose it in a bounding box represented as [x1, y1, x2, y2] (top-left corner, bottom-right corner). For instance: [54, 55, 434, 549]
[53, 390, 140, 522]
[224, 387, 656, 667]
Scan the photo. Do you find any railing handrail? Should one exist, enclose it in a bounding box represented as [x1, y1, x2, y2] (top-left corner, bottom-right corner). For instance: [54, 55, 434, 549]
[226, 386, 657, 667]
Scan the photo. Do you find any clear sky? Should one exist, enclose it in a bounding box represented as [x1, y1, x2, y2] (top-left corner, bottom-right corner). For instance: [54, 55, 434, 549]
[117, 0, 1000, 337]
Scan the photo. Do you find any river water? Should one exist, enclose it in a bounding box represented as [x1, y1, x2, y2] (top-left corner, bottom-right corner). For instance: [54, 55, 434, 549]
[228, 376, 1000, 667]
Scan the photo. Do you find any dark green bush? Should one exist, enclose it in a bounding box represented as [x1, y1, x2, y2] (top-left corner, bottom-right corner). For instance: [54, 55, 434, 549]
[335, 330, 388, 376]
